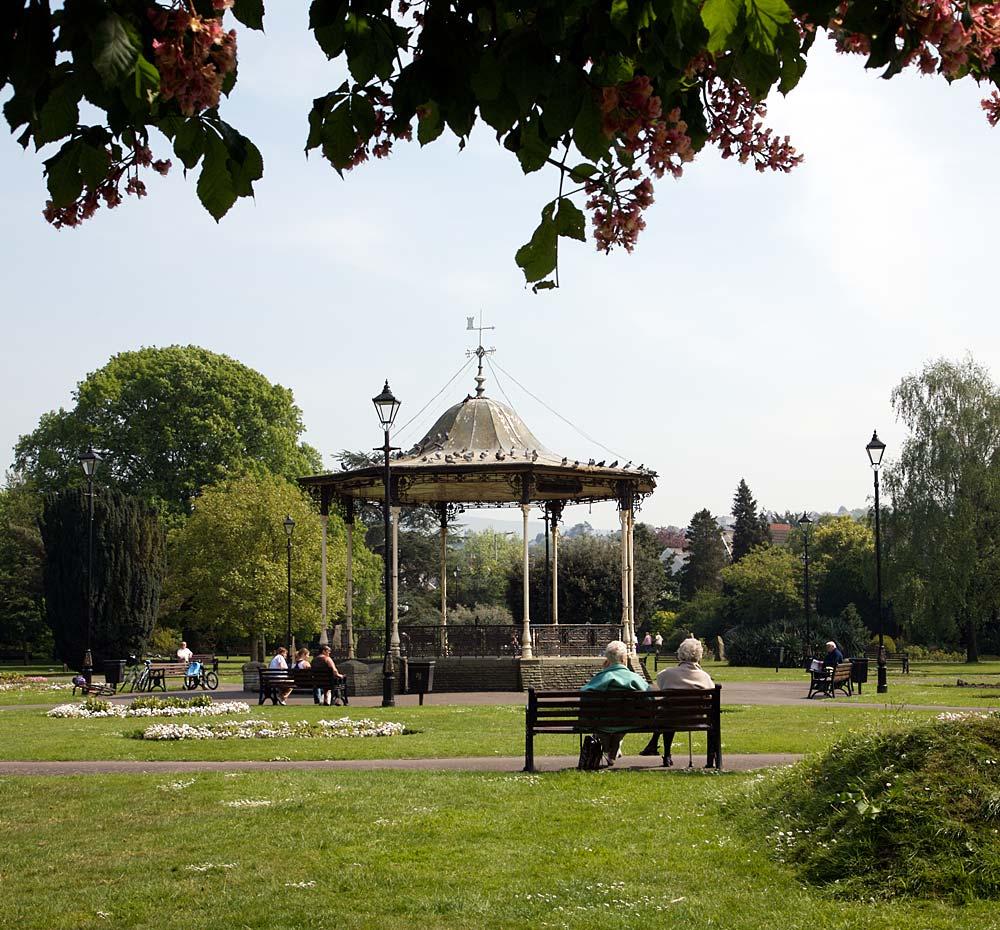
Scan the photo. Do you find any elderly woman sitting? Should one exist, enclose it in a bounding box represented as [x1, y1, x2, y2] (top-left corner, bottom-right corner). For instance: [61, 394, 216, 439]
[581, 639, 651, 766]
[639, 636, 715, 766]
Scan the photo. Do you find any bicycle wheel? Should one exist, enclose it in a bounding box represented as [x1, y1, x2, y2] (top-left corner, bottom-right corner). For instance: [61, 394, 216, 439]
[184, 676, 198, 690]
[204, 671, 219, 691]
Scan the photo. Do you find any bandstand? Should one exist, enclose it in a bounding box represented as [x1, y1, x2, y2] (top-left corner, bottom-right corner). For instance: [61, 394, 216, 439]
[300, 343, 656, 688]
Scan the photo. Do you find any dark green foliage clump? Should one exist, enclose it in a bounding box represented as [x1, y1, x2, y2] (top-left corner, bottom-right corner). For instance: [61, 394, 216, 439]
[727, 608, 869, 666]
[733, 715, 1000, 901]
[39, 488, 165, 667]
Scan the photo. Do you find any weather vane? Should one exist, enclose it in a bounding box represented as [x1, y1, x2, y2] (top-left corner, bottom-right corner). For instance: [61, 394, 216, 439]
[465, 311, 496, 397]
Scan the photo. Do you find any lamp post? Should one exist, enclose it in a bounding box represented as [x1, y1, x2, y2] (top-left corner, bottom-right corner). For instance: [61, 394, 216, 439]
[866, 430, 888, 694]
[373, 380, 401, 708]
[798, 512, 813, 662]
[78, 447, 102, 684]
[283, 515, 295, 660]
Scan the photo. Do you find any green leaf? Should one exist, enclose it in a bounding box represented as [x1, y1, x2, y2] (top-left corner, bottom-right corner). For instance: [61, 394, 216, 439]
[541, 65, 583, 139]
[344, 14, 376, 85]
[228, 136, 263, 197]
[320, 101, 357, 170]
[311, 0, 348, 57]
[417, 100, 444, 146]
[43, 141, 83, 207]
[173, 118, 206, 170]
[350, 93, 377, 140]
[37, 82, 80, 145]
[532, 280, 557, 291]
[91, 14, 140, 88]
[701, 0, 741, 53]
[479, 91, 519, 136]
[743, 0, 792, 55]
[610, 0, 631, 33]
[471, 50, 502, 102]
[572, 96, 611, 163]
[232, 0, 265, 30]
[777, 25, 807, 95]
[515, 202, 557, 284]
[514, 116, 551, 174]
[196, 133, 237, 221]
[133, 54, 160, 103]
[555, 198, 586, 242]
[569, 162, 598, 182]
[78, 143, 111, 188]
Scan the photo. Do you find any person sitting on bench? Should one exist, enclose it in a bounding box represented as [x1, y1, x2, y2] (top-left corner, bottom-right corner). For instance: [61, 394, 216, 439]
[580, 639, 650, 767]
[311, 645, 346, 706]
[639, 636, 715, 766]
[823, 640, 844, 668]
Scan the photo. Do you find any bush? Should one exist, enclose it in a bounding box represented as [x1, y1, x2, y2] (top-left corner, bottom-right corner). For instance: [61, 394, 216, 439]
[730, 713, 1000, 901]
[907, 644, 967, 662]
[870, 634, 897, 652]
[726, 608, 869, 666]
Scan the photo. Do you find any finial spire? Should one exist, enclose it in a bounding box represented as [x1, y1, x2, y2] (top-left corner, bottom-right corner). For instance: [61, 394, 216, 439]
[465, 311, 495, 397]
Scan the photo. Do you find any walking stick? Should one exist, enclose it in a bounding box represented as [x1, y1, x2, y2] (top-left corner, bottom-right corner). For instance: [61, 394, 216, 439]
[688, 732, 693, 768]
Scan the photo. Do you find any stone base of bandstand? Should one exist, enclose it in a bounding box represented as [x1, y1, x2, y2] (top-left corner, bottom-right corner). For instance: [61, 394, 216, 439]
[243, 655, 648, 698]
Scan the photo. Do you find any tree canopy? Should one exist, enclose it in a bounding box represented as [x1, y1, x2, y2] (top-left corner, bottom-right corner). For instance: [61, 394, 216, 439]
[6, 2, 1000, 288]
[679, 508, 728, 598]
[14, 345, 321, 515]
[731, 478, 770, 561]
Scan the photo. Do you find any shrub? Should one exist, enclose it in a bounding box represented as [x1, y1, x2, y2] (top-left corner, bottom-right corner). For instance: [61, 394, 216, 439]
[870, 634, 897, 652]
[726, 608, 869, 666]
[730, 713, 1000, 901]
[907, 644, 967, 662]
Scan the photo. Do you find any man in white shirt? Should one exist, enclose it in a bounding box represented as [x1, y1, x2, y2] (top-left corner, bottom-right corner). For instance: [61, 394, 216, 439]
[176, 641, 193, 663]
[267, 647, 292, 704]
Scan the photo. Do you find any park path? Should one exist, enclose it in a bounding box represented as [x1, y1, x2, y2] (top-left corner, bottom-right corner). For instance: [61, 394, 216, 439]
[0, 752, 800, 776]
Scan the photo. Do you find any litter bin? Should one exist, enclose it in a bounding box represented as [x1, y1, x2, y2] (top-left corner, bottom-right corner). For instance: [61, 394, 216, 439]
[849, 657, 868, 694]
[103, 659, 126, 686]
[771, 645, 785, 673]
[407, 659, 435, 705]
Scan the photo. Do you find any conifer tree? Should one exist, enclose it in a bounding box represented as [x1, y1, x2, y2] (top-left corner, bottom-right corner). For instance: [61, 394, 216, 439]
[39, 488, 165, 667]
[731, 479, 771, 562]
[679, 509, 729, 599]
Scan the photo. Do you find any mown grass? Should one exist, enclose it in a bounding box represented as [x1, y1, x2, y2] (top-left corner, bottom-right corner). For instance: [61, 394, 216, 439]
[0, 702, 944, 762]
[1, 770, 996, 930]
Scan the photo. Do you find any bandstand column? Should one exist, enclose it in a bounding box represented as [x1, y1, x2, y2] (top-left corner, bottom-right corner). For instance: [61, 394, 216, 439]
[627, 504, 637, 653]
[439, 506, 449, 656]
[551, 503, 562, 626]
[319, 510, 329, 647]
[344, 499, 355, 658]
[521, 502, 533, 659]
[619, 508, 629, 646]
[390, 505, 401, 657]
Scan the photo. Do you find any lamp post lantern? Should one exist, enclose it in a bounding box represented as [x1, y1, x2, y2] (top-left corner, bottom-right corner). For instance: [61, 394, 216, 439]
[798, 512, 813, 662]
[283, 515, 295, 660]
[866, 430, 888, 695]
[78, 447, 103, 684]
[373, 380, 401, 708]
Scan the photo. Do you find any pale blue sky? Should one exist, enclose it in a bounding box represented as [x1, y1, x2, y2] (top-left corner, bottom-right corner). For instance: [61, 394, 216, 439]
[2, 11, 998, 531]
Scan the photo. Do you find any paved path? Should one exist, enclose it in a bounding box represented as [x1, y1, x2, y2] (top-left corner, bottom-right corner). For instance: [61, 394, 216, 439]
[0, 753, 800, 776]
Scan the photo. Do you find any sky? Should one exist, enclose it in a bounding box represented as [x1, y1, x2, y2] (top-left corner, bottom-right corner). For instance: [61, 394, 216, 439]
[2, 11, 999, 533]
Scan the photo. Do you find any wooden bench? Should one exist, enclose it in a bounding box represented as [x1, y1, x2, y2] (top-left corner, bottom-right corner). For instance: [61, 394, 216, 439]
[808, 661, 854, 699]
[191, 653, 218, 673]
[864, 648, 909, 674]
[524, 686, 722, 772]
[147, 663, 192, 691]
[258, 667, 348, 705]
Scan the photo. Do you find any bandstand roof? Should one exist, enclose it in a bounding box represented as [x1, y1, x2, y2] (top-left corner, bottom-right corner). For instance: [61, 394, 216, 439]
[300, 362, 656, 509]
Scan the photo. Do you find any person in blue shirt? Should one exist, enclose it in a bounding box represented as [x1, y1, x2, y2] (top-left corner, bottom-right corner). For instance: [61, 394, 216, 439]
[581, 639, 650, 766]
[823, 641, 844, 668]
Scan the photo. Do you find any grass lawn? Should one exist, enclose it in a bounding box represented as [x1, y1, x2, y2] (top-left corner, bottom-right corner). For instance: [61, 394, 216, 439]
[1, 770, 995, 930]
[0, 702, 946, 761]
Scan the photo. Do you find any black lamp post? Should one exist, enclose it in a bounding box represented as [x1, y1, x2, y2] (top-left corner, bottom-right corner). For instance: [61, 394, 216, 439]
[866, 430, 888, 694]
[78, 447, 102, 684]
[798, 512, 813, 662]
[373, 380, 401, 707]
[283, 515, 295, 660]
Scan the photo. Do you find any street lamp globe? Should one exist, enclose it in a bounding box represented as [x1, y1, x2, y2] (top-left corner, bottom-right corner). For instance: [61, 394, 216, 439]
[283, 514, 295, 539]
[79, 447, 103, 478]
[797, 512, 812, 529]
[372, 380, 401, 430]
[866, 430, 886, 470]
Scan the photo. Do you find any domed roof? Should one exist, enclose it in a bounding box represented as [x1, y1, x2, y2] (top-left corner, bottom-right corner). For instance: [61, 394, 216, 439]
[401, 394, 561, 467]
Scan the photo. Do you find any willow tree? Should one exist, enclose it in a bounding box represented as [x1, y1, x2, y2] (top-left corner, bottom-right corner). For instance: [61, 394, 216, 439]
[883, 357, 1000, 662]
[39, 487, 165, 667]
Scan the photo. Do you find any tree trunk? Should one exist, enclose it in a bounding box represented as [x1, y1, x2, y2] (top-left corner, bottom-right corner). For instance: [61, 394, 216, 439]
[965, 613, 980, 664]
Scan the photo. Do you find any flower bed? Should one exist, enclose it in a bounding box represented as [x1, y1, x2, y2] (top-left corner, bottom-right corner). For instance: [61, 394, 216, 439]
[141, 717, 406, 740]
[0, 673, 73, 693]
[47, 697, 252, 719]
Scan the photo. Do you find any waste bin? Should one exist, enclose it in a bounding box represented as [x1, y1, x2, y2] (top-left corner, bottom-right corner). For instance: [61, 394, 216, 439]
[407, 659, 435, 705]
[771, 645, 785, 673]
[849, 657, 869, 694]
[103, 659, 126, 686]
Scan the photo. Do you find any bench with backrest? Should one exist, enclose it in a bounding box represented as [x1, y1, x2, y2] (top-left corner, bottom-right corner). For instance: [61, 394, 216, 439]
[258, 667, 348, 705]
[808, 660, 853, 699]
[147, 663, 192, 691]
[523, 685, 722, 772]
[191, 653, 218, 673]
[864, 648, 909, 674]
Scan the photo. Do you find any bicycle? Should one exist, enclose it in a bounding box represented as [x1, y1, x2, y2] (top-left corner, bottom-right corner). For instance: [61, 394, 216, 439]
[121, 657, 154, 693]
[182, 661, 219, 691]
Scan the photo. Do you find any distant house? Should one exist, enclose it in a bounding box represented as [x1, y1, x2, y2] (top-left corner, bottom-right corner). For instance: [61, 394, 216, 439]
[769, 523, 792, 546]
[659, 547, 689, 575]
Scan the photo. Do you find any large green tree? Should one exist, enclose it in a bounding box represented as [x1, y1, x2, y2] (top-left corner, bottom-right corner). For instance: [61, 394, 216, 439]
[14, 346, 321, 516]
[5, 3, 999, 289]
[679, 509, 728, 599]
[0, 478, 48, 661]
[803, 516, 876, 631]
[38, 487, 165, 667]
[731, 478, 770, 562]
[721, 544, 799, 628]
[883, 357, 1000, 662]
[164, 473, 382, 649]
